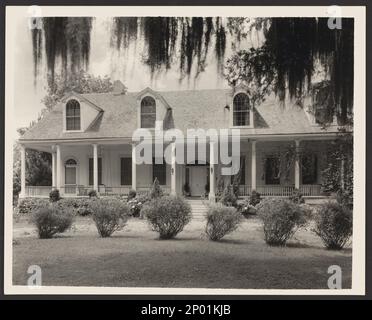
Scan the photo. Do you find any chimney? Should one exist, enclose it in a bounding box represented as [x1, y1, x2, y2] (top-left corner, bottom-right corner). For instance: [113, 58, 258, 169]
[112, 80, 127, 95]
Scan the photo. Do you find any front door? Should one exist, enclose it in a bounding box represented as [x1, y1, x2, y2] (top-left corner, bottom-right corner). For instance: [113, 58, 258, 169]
[65, 160, 77, 194]
[190, 166, 207, 197]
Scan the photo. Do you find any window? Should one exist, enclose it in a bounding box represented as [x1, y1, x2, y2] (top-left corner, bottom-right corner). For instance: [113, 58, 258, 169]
[141, 96, 156, 128]
[233, 93, 250, 126]
[153, 158, 166, 185]
[265, 156, 280, 185]
[302, 154, 318, 184]
[65, 159, 77, 185]
[120, 157, 132, 185]
[231, 156, 246, 185]
[88, 158, 102, 185]
[66, 99, 81, 130]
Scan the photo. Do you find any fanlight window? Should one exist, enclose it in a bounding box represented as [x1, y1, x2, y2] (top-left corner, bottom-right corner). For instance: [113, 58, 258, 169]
[233, 93, 250, 126]
[141, 96, 156, 128]
[65, 159, 77, 166]
[66, 99, 81, 131]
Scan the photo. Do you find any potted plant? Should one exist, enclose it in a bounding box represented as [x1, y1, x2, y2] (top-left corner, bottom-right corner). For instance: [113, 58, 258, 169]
[183, 182, 191, 197]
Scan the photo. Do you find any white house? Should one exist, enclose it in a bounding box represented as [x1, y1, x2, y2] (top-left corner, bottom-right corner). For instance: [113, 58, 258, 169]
[18, 81, 344, 201]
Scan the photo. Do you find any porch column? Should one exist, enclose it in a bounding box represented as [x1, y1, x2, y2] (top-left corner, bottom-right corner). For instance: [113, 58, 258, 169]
[56, 144, 62, 191]
[51, 146, 57, 189]
[93, 144, 99, 192]
[251, 140, 257, 191]
[171, 142, 176, 195]
[131, 143, 137, 191]
[295, 140, 301, 190]
[209, 141, 216, 201]
[20, 145, 26, 197]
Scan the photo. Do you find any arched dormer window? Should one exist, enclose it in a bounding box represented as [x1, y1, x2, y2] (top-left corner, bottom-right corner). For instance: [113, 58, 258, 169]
[141, 96, 156, 128]
[233, 93, 250, 126]
[66, 99, 81, 131]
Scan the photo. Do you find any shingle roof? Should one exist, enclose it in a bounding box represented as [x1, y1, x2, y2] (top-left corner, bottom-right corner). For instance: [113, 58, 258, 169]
[19, 88, 339, 141]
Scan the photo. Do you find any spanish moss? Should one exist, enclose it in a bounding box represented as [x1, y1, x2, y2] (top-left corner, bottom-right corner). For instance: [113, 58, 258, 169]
[37, 17, 92, 83]
[31, 27, 42, 82]
[226, 17, 354, 124]
[112, 17, 138, 49]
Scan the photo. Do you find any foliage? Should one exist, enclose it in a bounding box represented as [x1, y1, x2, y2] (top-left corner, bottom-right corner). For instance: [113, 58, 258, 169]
[49, 189, 61, 202]
[231, 164, 242, 197]
[142, 195, 191, 239]
[219, 184, 237, 207]
[321, 132, 353, 210]
[31, 203, 74, 239]
[257, 198, 308, 246]
[148, 178, 164, 199]
[42, 69, 115, 111]
[90, 198, 130, 237]
[225, 18, 354, 125]
[313, 202, 352, 250]
[249, 190, 261, 206]
[16, 198, 50, 215]
[289, 189, 305, 204]
[215, 176, 225, 201]
[128, 189, 137, 201]
[57, 197, 93, 216]
[205, 203, 242, 241]
[128, 198, 143, 218]
[88, 190, 98, 198]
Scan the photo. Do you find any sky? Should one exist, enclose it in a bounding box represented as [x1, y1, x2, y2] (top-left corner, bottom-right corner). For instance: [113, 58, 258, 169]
[11, 17, 258, 137]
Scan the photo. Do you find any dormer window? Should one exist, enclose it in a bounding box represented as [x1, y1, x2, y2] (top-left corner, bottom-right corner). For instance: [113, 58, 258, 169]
[66, 99, 81, 131]
[141, 96, 156, 128]
[233, 93, 250, 126]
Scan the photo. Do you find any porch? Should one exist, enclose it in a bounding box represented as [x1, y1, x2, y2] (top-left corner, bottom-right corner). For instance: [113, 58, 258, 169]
[18, 138, 332, 200]
[23, 184, 322, 198]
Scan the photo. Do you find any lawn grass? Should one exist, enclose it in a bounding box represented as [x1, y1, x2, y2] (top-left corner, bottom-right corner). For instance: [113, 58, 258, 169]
[13, 216, 352, 289]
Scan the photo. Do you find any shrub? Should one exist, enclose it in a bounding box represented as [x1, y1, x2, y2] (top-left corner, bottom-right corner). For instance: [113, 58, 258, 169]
[57, 198, 93, 216]
[128, 189, 137, 201]
[49, 189, 61, 202]
[219, 184, 237, 207]
[31, 204, 74, 239]
[205, 204, 242, 241]
[257, 198, 308, 246]
[142, 195, 191, 239]
[149, 178, 164, 199]
[88, 189, 98, 198]
[183, 182, 191, 197]
[249, 190, 261, 206]
[89, 198, 130, 237]
[239, 200, 257, 218]
[128, 198, 143, 217]
[313, 202, 352, 250]
[16, 198, 50, 215]
[337, 189, 353, 210]
[289, 189, 305, 204]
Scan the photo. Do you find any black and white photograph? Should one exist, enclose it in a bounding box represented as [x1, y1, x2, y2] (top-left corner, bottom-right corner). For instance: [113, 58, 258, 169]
[2, 4, 366, 296]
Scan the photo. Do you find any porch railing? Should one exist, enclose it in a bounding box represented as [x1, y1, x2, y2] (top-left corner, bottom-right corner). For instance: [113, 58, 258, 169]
[24, 186, 53, 197]
[238, 184, 322, 197]
[57, 185, 171, 197]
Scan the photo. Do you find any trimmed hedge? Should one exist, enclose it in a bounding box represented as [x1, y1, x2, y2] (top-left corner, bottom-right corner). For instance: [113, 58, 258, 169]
[142, 195, 191, 239]
[205, 203, 242, 241]
[257, 198, 309, 246]
[313, 202, 352, 250]
[90, 198, 130, 237]
[31, 203, 74, 239]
